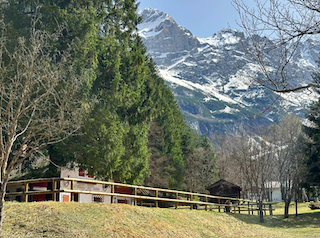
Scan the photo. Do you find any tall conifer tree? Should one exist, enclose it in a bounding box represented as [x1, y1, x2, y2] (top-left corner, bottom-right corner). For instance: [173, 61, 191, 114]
[304, 98, 320, 186]
[6, 0, 218, 189]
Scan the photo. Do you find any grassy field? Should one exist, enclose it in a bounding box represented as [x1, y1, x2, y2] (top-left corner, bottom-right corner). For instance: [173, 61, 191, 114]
[1, 201, 320, 237]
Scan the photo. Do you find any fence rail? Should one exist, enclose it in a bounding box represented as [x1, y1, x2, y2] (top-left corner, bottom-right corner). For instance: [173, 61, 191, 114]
[5, 177, 273, 215]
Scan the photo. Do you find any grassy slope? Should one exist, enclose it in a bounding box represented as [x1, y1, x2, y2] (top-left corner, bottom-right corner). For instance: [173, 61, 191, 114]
[2, 202, 320, 238]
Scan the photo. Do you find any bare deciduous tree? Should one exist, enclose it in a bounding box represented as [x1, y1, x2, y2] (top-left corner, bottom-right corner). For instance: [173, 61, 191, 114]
[185, 147, 217, 193]
[214, 116, 306, 219]
[233, 133, 276, 222]
[267, 115, 306, 218]
[232, 0, 320, 92]
[213, 133, 240, 184]
[214, 130, 275, 222]
[0, 20, 86, 231]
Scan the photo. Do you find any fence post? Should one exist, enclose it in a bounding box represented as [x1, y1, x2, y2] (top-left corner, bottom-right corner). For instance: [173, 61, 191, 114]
[155, 190, 158, 208]
[111, 184, 115, 204]
[251, 204, 254, 215]
[227, 199, 231, 213]
[233, 200, 236, 213]
[58, 179, 61, 202]
[175, 193, 178, 209]
[238, 200, 240, 214]
[190, 194, 193, 210]
[218, 198, 221, 212]
[269, 203, 273, 215]
[71, 180, 74, 202]
[248, 201, 250, 215]
[205, 196, 208, 211]
[134, 187, 137, 206]
[24, 182, 29, 202]
[52, 179, 56, 201]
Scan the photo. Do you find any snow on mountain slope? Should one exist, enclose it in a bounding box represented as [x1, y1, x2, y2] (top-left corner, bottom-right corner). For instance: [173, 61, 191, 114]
[137, 8, 174, 38]
[138, 8, 319, 134]
[159, 69, 243, 105]
[198, 30, 242, 47]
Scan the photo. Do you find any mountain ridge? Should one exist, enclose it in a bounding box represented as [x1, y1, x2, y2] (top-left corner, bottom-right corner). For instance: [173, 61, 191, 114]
[138, 8, 319, 134]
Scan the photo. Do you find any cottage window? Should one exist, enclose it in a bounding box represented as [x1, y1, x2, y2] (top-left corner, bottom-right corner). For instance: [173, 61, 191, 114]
[78, 169, 86, 177]
[87, 169, 94, 178]
[78, 168, 94, 179]
[93, 195, 104, 203]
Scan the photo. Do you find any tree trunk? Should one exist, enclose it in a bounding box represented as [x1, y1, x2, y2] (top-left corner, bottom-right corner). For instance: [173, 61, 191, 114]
[284, 200, 290, 219]
[258, 200, 264, 223]
[313, 186, 319, 202]
[0, 177, 8, 233]
[302, 188, 308, 202]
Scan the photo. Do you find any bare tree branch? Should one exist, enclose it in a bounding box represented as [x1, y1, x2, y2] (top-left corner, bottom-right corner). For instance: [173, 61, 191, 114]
[232, 0, 320, 93]
[0, 17, 88, 230]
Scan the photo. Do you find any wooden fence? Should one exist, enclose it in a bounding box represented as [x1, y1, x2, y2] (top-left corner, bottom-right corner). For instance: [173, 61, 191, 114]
[5, 177, 273, 215]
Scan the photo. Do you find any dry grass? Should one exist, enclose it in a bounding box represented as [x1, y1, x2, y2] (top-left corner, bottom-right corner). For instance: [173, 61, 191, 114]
[1, 201, 319, 237]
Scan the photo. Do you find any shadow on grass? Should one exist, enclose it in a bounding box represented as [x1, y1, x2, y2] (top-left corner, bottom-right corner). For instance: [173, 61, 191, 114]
[229, 211, 320, 229]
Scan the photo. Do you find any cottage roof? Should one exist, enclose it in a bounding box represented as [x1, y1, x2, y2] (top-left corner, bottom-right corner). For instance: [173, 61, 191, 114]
[206, 179, 241, 191]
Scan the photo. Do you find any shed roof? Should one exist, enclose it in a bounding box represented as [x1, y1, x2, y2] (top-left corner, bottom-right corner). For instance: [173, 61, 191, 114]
[206, 179, 241, 191]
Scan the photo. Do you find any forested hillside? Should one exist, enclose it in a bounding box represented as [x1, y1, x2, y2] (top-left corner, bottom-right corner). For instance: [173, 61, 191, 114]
[4, 0, 216, 191]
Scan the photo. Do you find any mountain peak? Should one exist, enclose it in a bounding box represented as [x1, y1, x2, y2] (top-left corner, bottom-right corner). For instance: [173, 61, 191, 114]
[198, 28, 244, 47]
[139, 7, 174, 24]
[138, 8, 175, 39]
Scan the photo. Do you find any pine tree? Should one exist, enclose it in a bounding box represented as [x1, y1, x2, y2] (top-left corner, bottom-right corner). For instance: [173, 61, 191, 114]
[303, 64, 320, 187]
[65, 1, 153, 184]
[304, 98, 320, 186]
[5, 0, 218, 190]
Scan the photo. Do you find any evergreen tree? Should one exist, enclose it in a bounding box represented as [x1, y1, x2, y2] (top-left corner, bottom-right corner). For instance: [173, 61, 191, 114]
[304, 97, 320, 186]
[2, 0, 104, 93]
[4, 0, 150, 183]
[75, 35, 160, 184]
[304, 64, 320, 187]
[6, 0, 218, 190]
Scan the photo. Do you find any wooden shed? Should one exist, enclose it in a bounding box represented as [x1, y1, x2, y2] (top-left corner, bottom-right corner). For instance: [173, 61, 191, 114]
[206, 179, 241, 198]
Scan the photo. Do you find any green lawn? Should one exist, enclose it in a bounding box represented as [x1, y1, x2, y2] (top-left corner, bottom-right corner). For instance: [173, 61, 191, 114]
[1, 201, 319, 237]
[230, 202, 320, 237]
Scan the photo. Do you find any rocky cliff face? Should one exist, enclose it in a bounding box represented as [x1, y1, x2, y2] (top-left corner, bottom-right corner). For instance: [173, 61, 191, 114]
[138, 8, 320, 134]
[138, 8, 200, 67]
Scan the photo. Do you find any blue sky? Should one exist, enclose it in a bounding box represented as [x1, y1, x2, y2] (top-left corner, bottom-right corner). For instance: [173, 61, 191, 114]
[138, 0, 257, 38]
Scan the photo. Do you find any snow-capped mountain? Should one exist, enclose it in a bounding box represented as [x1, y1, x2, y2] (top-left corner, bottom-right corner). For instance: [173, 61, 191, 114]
[138, 8, 320, 134]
